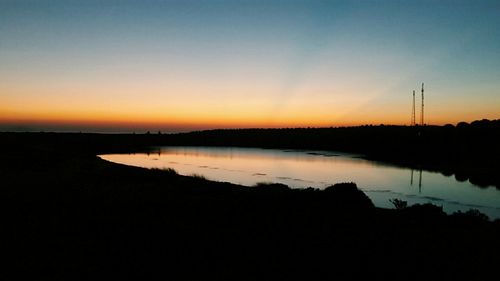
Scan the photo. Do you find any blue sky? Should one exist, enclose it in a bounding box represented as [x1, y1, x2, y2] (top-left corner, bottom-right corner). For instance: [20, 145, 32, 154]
[1, 0, 499, 132]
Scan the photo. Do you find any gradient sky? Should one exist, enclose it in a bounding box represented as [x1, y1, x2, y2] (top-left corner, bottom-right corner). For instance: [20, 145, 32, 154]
[1, 0, 499, 132]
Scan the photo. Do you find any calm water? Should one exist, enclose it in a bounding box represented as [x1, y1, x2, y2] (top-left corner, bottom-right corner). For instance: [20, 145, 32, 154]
[99, 146, 500, 219]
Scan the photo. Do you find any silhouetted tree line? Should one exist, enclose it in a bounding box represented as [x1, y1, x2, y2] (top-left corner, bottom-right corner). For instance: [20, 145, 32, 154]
[159, 119, 500, 188]
[1, 119, 499, 187]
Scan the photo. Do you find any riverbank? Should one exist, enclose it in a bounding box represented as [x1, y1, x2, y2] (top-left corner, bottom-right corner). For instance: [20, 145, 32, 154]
[2, 133, 500, 280]
[157, 120, 500, 189]
[99, 145, 500, 218]
[4, 120, 498, 188]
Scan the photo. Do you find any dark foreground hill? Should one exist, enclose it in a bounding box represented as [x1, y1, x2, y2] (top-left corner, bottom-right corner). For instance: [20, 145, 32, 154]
[1, 133, 500, 280]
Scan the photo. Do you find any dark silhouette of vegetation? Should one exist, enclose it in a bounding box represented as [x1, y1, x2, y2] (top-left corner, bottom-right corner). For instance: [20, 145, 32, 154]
[5, 119, 498, 188]
[390, 198, 408, 209]
[150, 119, 500, 188]
[1, 120, 500, 280]
[254, 182, 291, 192]
[324, 182, 375, 209]
[451, 209, 490, 223]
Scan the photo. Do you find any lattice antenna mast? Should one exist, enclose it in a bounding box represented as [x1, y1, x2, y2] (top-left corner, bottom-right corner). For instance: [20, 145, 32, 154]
[411, 90, 416, 126]
[420, 83, 424, 126]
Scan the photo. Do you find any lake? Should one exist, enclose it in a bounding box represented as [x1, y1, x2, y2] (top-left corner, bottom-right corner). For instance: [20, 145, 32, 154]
[99, 146, 500, 219]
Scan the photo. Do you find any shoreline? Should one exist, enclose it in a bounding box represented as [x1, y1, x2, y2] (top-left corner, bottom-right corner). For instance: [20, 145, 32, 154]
[3, 120, 499, 188]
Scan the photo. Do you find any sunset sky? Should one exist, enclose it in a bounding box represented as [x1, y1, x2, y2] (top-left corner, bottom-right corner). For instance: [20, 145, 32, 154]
[1, 0, 499, 132]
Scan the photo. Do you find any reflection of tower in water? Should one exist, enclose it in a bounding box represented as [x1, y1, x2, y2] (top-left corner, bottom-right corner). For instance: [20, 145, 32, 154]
[410, 169, 414, 185]
[418, 169, 422, 193]
[410, 168, 423, 193]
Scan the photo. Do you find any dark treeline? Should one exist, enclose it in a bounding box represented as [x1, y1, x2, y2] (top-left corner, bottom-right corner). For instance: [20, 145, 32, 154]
[2, 119, 499, 188]
[159, 119, 500, 188]
[2, 134, 500, 280]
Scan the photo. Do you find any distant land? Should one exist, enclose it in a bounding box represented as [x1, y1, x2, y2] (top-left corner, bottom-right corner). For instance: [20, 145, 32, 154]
[3, 118, 499, 188]
[0, 118, 497, 134]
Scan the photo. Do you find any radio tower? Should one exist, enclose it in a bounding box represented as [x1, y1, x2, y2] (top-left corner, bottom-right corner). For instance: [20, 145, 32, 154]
[420, 83, 424, 126]
[411, 90, 416, 126]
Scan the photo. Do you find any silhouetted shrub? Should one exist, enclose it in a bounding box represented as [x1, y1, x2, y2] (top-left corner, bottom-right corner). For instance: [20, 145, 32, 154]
[324, 182, 358, 193]
[471, 119, 491, 128]
[324, 182, 374, 209]
[190, 173, 208, 181]
[254, 182, 290, 192]
[443, 124, 455, 129]
[457, 121, 469, 129]
[151, 167, 178, 175]
[402, 203, 446, 220]
[454, 173, 469, 182]
[164, 168, 178, 174]
[451, 209, 489, 222]
[390, 198, 408, 209]
[468, 177, 491, 188]
[440, 170, 453, 177]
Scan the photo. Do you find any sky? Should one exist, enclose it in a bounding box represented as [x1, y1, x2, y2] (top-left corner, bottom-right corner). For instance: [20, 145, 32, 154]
[1, 0, 499, 133]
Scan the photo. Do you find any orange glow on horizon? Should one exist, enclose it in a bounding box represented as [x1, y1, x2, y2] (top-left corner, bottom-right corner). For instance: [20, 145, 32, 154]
[2, 109, 498, 133]
[1, 84, 499, 132]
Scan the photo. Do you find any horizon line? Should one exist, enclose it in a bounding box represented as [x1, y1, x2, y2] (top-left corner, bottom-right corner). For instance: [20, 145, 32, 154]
[1, 118, 497, 135]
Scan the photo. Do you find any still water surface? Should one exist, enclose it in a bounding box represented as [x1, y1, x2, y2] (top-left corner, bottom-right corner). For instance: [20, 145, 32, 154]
[100, 146, 500, 219]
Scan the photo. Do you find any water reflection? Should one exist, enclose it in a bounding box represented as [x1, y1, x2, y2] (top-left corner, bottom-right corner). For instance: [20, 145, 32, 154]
[410, 169, 423, 193]
[419, 169, 422, 193]
[99, 146, 500, 219]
